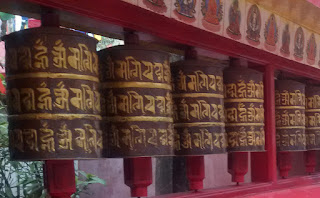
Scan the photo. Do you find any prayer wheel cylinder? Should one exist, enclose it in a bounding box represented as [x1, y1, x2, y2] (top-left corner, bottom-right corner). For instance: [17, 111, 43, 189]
[4, 27, 102, 160]
[171, 59, 227, 155]
[224, 67, 265, 152]
[99, 40, 174, 157]
[275, 80, 306, 151]
[305, 85, 320, 150]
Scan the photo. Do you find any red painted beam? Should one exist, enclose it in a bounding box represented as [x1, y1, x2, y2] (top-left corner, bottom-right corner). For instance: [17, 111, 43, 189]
[154, 173, 320, 198]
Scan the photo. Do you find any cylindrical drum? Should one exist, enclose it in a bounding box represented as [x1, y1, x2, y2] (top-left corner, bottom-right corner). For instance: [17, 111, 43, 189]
[275, 80, 306, 151]
[305, 85, 320, 150]
[171, 59, 227, 155]
[224, 67, 265, 152]
[99, 44, 174, 157]
[4, 27, 102, 160]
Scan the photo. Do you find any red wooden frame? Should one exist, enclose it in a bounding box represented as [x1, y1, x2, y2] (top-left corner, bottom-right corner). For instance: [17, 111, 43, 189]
[2, 0, 320, 197]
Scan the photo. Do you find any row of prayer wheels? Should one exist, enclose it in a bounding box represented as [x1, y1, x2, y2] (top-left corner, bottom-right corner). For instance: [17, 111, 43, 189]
[276, 80, 320, 151]
[3, 26, 317, 161]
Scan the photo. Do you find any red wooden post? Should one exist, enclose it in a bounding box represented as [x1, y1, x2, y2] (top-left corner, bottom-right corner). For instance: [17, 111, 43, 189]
[228, 152, 248, 184]
[278, 152, 292, 178]
[251, 65, 277, 183]
[305, 150, 316, 174]
[186, 156, 205, 191]
[44, 160, 76, 198]
[124, 157, 152, 197]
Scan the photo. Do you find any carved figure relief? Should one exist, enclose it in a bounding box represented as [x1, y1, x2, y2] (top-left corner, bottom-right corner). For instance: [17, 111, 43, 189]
[227, 0, 241, 40]
[293, 27, 304, 61]
[246, 4, 261, 45]
[306, 33, 316, 65]
[142, 0, 167, 13]
[264, 14, 278, 51]
[201, 0, 223, 32]
[174, 0, 197, 22]
[280, 24, 290, 57]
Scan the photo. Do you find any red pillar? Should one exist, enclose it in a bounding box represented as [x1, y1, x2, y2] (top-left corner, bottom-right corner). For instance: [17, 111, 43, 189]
[251, 65, 277, 183]
[228, 152, 248, 184]
[278, 152, 292, 178]
[305, 150, 316, 174]
[186, 156, 205, 191]
[44, 160, 76, 198]
[124, 157, 152, 197]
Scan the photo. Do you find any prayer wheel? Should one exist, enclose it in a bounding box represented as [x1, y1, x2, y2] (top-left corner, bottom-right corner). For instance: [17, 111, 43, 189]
[275, 80, 306, 151]
[224, 67, 265, 152]
[3, 27, 102, 160]
[171, 58, 227, 155]
[99, 34, 174, 157]
[305, 85, 320, 150]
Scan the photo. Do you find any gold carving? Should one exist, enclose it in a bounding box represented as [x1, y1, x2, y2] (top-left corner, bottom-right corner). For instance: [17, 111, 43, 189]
[8, 113, 101, 120]
[17, 46, 31, 70]
[37, 82, 52, 110]
[275, 89, 305, 106]
[34, 39, 48, 69]
[52, 39, 67, 69]
[54, 81, 70, 111]
[39, 122, 55, 152]
[104, 116, 173, 122]
[225, 103, 264, 123]
[57, 123, 73, 150]
[225, 81, 264, 99]
[172, 93, 224, 98]
[228, 127, 265, 148]
[101, 82, 171, 90]
[20, 88, 36, 111]
[6, 72, 99, 82]
[276, 130, 306, 147]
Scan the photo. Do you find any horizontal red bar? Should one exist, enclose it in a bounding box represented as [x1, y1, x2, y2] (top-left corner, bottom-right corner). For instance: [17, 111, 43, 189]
[154, 173, 320, 198]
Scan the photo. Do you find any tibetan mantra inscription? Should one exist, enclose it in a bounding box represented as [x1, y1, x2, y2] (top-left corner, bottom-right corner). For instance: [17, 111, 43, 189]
[172, 59, 227, 155]
[224, 67, 265, 152]
[305, 85, 320, 150]
[4, 27, 102, 160]
[275, 80, 306, 151]
[99, 45, 174, 157]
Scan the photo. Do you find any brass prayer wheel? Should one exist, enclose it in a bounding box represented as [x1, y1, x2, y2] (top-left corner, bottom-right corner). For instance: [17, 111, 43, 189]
[171, 59, 227, 155]
[224, 67, 265, 152]
[275, 80, 306, 151]
[305, 85, 320, 150]
[99, 37, 174, 157]
[4, 27, 102, 160]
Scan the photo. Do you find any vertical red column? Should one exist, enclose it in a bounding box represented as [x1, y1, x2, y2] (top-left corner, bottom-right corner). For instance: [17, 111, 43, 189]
[251, 65, 277, 182]
[44, 160, 76, 198]
[124, 157, 152, 197]
[305, 150, 316, 174]
[186, 156, 205, 191]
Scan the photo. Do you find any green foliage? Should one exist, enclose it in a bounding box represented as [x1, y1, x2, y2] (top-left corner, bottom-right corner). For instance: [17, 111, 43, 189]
[72, 171, 106, 197]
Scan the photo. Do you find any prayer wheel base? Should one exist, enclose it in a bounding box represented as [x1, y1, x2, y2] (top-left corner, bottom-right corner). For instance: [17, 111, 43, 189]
[186, 156, 205, 191]
[228, 152, 248, 184]
[124, 157, 152, 197]
[305, 150, 316, 174]
[44, 160, 76, 198]
[278, 152, 292, 179]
